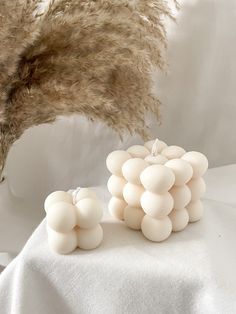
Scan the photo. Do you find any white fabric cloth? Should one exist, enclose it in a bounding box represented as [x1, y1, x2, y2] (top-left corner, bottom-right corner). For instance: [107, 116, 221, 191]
[0, 165, 236, 314]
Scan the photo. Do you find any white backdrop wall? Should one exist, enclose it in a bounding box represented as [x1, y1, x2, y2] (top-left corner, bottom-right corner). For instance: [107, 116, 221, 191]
[152, 0, 236, 168]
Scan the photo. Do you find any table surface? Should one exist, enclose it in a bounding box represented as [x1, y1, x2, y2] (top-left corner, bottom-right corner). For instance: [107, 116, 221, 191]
[0, 165, 236, 314]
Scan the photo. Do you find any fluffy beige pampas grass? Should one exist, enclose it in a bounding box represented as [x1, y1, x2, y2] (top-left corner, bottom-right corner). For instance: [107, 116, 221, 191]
[0, 0, 176, 176]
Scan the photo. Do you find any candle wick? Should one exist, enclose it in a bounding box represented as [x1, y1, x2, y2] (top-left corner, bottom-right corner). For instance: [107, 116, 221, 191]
[151, 138, 159, 156]
[72, 187, 81, 204]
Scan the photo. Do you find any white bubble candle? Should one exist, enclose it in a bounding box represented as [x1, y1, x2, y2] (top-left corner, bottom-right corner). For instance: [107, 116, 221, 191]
[45, 187, 104, 254]
[106, 139, 208, 242]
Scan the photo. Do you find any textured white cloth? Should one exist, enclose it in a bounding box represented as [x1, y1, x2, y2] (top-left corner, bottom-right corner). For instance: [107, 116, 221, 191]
[0, 165, 236, 314]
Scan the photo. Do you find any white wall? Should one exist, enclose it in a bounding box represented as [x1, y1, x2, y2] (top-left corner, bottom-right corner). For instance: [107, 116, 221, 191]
[151, 0, 236, 167]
